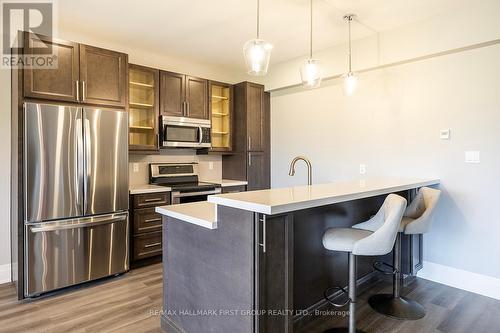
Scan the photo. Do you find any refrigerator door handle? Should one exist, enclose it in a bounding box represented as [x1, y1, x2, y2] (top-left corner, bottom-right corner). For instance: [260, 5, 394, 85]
[76, 111, 84, 212]
[28, 214, 127, 233]
[83, 115, 91, 214]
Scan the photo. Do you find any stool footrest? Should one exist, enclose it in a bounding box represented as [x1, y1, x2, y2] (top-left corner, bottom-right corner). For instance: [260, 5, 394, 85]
[323, 286, 351, 308]
[373, 261, 398, 275]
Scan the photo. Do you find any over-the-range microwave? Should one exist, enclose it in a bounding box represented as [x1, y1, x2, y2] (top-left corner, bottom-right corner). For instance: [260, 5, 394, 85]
[161, 116, 211, 148]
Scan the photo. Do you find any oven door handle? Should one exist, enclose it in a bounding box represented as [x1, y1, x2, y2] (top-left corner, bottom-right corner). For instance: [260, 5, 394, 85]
[198, 126, 203, 144]
[172, 189, 221, 198]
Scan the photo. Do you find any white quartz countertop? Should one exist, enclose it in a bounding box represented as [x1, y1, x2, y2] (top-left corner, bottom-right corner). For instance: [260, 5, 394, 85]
[129, 184, 171, 195]
[203, 179, 248, 187]
[156, 202, 217, 229]
[208, 178, 440, 215]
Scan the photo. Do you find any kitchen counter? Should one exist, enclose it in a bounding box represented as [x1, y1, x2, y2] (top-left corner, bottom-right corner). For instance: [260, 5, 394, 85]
[156, 178, 439, 229]
[129, 184, 171, 195]
[156, 202, 216, 229]
[208, 177, 439, 215]
[158, 177, 440, 333]
[203, 179, 248, 187]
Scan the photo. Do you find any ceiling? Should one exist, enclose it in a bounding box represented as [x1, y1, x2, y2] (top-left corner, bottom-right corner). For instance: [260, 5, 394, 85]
[58, 0, 469, 72]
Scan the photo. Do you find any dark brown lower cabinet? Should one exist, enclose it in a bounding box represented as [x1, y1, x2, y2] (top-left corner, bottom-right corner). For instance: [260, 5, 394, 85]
[130, 191, 170, 267]
[248, 152, 269, 191]
[255, 213, 294, 333]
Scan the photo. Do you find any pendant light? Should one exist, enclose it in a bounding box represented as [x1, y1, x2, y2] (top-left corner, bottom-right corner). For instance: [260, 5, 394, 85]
[243, 0, 273, 76]
[299, 0, 322, 88]
[343, 14, 357, 96]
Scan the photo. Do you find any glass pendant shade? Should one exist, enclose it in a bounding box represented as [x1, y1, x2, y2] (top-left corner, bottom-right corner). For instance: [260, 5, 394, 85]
[300, 59, 322, 88]
[343, 71, 357, 96]
[243, 39, 273, 76]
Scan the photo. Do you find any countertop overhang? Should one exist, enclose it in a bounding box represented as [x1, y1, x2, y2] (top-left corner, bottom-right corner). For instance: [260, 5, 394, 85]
[156, 177, 440, 229]
[207, 177, 440, 215]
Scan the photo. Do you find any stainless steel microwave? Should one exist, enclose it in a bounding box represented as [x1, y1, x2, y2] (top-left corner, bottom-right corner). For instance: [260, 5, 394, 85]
[161, 116, 211, 148]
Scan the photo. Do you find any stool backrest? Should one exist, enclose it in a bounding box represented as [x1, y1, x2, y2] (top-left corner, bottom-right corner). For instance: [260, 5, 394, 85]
[404, 187, 441, 234]
[353, 194, 407, 256]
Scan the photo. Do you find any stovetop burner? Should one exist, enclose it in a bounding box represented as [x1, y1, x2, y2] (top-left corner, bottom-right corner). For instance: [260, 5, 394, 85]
[149, 163, 220, 193]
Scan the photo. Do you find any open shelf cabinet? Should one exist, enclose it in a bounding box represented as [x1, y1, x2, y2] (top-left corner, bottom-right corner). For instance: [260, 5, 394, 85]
[209, 81, 233, 153]
[128, 64, 159, 152]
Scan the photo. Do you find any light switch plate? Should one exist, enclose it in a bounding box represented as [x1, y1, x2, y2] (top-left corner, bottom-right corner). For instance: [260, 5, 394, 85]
[209, 162, 214, 170]
[440, 129, 451, 140]
[132, 163, 139, 172]
[465, 151, 480, 163]
[359, 164, 366, 175]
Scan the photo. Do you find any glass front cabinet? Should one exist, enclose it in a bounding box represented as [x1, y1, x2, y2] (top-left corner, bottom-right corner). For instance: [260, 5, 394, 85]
[128, 64, 160, 152]
[209, 81, 233, 153]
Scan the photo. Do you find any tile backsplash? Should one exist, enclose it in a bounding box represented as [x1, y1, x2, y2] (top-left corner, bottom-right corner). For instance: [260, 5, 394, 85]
[129, 150, 222, 185]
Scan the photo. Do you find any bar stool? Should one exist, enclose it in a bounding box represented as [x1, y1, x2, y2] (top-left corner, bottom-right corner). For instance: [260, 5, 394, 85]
[322, 194, 407, 333]
[354, 187, 441, 320]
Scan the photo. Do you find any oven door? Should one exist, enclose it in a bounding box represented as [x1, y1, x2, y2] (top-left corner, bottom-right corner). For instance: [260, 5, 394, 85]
[171, 188, 222, 204]
[162, 117, 211, 148]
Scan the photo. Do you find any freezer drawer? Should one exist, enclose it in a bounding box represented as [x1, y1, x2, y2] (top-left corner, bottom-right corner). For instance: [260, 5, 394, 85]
[25, 213, 129, 297]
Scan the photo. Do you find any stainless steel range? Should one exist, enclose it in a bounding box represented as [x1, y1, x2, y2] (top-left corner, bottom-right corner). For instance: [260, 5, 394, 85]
[149, 163, 221, 204]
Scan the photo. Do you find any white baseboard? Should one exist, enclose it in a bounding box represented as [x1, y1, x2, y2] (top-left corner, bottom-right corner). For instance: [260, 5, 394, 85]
[417, 261, 500, 300]
[0, 263, 11, 284]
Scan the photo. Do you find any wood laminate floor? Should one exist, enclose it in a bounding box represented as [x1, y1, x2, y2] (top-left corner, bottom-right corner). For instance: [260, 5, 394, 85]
[1, 264, 499, 333]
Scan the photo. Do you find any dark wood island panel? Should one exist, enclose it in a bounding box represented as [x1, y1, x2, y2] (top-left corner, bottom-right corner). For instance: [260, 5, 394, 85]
[161, 191, 423, 333]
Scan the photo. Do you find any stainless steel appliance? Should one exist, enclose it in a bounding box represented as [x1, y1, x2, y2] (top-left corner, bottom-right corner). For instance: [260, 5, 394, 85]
[24, 102, 129, 297]
[149, 163, 221, 204]
[161, 116, 211, 148]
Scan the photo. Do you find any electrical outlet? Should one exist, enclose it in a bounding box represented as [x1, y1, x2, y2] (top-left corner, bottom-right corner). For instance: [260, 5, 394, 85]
[440, 129, 451, 140]
[209, 162, 214, 170]
[465, 151, 480, 163]
[359, 164, 366, 175]
[132, 163, 139, 172]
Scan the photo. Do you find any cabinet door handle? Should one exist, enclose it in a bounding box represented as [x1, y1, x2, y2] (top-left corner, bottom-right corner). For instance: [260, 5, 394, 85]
[248, 153, 251, 166]
[259, 215, 266, 253]
[144, 242, 161, 248]
[144, 218, 162, 223]
[75, 80, 80, 101]
[187, 102, 190, 115]
[82, 81, 86, 102]
[144, 198, 163, 202]
[248, 137, 251, 150]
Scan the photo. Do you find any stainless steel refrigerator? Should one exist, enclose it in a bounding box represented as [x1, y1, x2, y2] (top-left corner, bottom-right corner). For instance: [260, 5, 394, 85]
[23, 102, 129, 297]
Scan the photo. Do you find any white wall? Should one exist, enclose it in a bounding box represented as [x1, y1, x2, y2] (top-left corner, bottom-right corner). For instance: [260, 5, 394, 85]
[269, 35, 500, 279]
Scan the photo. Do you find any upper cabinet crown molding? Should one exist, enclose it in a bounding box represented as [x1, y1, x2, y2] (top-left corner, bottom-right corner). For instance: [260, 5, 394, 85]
[159, 71, 209, 120]
[22, 32, 128, 108]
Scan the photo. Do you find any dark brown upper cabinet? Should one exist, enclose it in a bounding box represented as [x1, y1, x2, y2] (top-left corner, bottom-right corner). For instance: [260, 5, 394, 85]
[222, 82, 270, 190]
[22, 32, 127, 108]
[185, 76, 208, 119]
[160, 71, 185, 117]
[246, 82, 265, 152]
[23, 34, 79, 102]
[79, 44, 127, 107]
[160, 71, 208, 119]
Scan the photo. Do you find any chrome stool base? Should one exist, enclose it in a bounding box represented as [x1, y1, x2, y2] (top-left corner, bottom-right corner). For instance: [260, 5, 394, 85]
[368, 294, 425, 320]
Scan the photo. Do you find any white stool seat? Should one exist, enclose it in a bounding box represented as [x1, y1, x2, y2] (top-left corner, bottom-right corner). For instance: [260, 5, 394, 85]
[323, 228, 373, 252]
[399, 216, 414, 232]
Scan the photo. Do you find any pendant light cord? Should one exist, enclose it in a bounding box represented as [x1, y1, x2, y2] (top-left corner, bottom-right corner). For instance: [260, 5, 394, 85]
[256, 0, 260, 38]
[347, 14, 353, 72]
[309, 0, 313, 58]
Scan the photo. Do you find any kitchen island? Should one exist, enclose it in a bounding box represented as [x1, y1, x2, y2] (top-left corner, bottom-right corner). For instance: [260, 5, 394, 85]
[156, 178, 439, 333]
